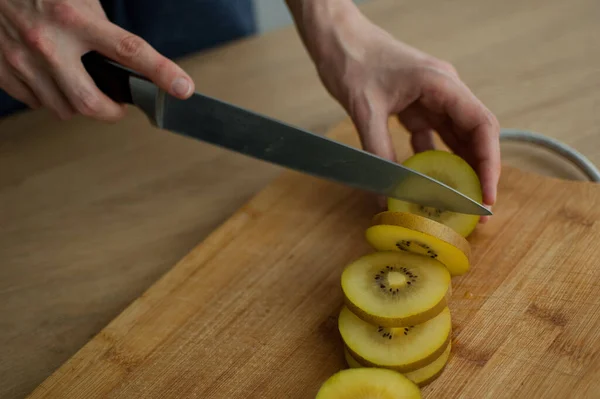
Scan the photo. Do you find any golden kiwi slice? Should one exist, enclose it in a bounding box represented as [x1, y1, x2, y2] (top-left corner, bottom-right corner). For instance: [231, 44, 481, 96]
[315, 368, 422, 399]
[338, 306, 452, 373]
[365, 211, 471, 276]
[341, 251, 451, 327]
[387, 150, 483, 237]
[344, 343, 452, 387]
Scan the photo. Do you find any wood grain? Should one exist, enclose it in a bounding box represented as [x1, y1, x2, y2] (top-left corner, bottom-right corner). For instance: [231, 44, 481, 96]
[26, 118, 600, 398]
[2, 0, 599, 397]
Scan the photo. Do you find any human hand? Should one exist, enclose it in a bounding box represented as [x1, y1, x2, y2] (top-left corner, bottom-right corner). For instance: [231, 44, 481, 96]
[289, 1, 500, 220]
[0, 0, 194, 121]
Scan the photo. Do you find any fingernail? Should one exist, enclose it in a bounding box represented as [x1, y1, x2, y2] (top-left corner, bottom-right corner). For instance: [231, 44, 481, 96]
[171, 77, 191, 97]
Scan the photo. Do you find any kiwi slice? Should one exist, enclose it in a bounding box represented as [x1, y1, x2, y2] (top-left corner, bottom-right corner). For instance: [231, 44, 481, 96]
[365, 211, 471, 276]
[387, 150, 483, 237]
[315, 368, 421, 399]
[344, 343, 452, 387]
[338, 306, 451, 373]
[341, 251, 451, 327]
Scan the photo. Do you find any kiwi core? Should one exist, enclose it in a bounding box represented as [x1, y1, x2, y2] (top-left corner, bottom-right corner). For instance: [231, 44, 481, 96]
[387, 272, 408, 288]
[374, 265, 418, 296]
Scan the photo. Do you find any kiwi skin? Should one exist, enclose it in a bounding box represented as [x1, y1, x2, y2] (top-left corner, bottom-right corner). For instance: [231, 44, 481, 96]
[412, 363, 448, 388]
[344, 345, 451, 388]
[343, 284, 450, 328]
[345, 326, 452, 373]
[372, 211, 471, 260]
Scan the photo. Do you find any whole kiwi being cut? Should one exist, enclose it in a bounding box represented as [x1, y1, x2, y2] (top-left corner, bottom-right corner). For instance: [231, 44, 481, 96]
[341, 251, 451, 327]
[315, 367, 422, 399]
[387, 150, 484, 238]
[365, 211, 471, 276]
[338, 306, 452, 373]
[344, 342, 452, 388]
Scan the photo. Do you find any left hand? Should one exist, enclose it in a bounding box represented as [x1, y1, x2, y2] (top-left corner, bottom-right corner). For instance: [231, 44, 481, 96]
[293, 2, 500, 219]
[0, 0, 194, 121]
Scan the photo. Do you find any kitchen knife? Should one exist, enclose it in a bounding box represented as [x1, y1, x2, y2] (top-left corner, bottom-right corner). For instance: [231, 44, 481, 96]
[81, 51, 491, 216]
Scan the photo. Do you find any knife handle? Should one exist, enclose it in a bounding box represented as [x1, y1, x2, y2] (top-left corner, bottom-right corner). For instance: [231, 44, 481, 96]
[81, 51, 148, 105]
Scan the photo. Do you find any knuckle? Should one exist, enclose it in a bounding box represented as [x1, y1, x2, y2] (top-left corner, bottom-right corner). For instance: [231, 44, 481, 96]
[48, 1, 86, 29]
[153, 57, 171, 79]
[116, 35, 145, 59]
[23, 25, 55, 59]
[22, 25, 44, 47]
[422, 82, 447, 107]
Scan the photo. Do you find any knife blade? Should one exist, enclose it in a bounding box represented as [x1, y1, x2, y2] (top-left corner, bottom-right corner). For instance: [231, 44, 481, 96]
[81, 51, 491, 216]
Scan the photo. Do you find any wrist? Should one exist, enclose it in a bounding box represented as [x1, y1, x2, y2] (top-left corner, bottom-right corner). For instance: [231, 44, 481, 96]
[286, 0, 365, 65]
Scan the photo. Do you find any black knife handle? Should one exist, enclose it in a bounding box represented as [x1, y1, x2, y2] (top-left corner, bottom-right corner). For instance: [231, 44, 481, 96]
[81, 51, 148, 104]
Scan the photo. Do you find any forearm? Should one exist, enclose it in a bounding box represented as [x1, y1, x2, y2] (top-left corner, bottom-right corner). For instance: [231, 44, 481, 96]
[284, 0, 363, 65]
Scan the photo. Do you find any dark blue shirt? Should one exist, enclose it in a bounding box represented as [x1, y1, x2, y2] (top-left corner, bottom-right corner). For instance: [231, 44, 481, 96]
[0, 0, 256, 117]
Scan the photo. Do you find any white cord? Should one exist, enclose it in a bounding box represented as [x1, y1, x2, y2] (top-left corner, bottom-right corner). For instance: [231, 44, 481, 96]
[499, 128, 600, 182]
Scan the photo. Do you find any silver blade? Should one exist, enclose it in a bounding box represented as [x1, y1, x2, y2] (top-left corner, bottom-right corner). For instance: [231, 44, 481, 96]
[130, 78, 491, 216]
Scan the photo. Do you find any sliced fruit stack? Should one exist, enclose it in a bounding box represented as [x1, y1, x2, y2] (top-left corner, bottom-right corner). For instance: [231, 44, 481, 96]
[316, 150, 482, 398]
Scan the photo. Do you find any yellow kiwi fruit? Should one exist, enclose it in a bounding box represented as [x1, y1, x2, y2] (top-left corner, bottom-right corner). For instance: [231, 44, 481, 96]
[387, 150, 483, 237]
[365, 211, 471, 276]
[341, 251, 451, 327]
[338, 306, 452, 373]
[315, 367, 422, 399]
[344, 342, 452, 387]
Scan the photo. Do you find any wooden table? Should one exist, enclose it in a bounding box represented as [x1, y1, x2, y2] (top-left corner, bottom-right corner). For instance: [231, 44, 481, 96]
[1, 0, 598, 397]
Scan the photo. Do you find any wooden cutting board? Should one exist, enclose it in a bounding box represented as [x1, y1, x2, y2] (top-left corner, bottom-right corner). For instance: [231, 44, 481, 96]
[28, 119, 600, 398]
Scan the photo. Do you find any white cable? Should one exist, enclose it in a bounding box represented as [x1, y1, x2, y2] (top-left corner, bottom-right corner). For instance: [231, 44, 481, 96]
[499, 128, 600, 182]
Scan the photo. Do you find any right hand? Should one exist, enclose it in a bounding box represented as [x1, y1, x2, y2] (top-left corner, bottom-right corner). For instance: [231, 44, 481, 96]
[0, 0, 195, 121]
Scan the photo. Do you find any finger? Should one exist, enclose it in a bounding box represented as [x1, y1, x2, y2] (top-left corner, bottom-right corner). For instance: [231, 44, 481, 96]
[356, 114, 396, 208]
[398, 104, 435, 153]
[427, 120, 494, 224]
[427, 117, 464, 158]
[354, 112, 396, 163]
[410, 130, 435, 154]
[432, 116, 498, 210]
[51, 56, 126, 122]
[2, 46, 74, 119]
[350, 99, 396, 209]
[420, 73, 500, 206]
[0, 57, 40, 109]
[0, 71, 41, 109]
[86, 22, 194, 99]
[0, 25, 43, 110]
[9, 51, 75, 120]
[471, 123, 501, 206]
